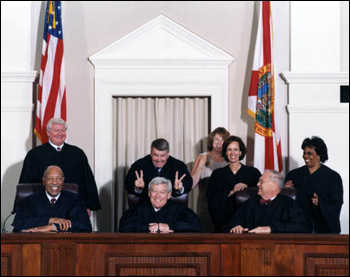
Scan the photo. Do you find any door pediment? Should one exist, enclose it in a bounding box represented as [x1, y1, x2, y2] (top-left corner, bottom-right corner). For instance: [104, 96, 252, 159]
[89, 14, 233, 68]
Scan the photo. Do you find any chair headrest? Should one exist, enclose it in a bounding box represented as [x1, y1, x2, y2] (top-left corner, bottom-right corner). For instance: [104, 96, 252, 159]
[13, 183, 79, 213]
[236, 187, 297, 207]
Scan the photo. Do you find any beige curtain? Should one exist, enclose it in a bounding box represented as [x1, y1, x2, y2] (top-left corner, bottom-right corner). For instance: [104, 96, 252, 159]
[114, 97, 209, 228]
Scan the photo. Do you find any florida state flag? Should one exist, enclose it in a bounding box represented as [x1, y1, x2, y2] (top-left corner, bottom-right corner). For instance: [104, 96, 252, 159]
[247, 1, 283, 173]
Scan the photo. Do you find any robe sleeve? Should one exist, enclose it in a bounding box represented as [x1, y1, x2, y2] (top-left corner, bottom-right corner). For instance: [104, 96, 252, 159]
[317, 171, 343, 233]
[168, 207, 202, 233]
[66, 197, 92, 233]
[118, 206, 150, 233]
[269, 199, 308, 233]
[222, 199, 250, 233]
[78, 150, 101, 210]
[12, 197, 51, 232]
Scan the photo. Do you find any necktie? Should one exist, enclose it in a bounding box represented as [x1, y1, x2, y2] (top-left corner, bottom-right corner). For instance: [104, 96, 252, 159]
[51, 198, 56, 206]
[157, 168, 161, 176]
[260, 198, 272, 205]
[57, 147, 61, 152]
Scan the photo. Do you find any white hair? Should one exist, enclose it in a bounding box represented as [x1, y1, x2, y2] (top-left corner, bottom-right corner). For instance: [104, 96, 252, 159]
[47, 118, 67, 132]
[148, 177, 172, 193]
[265, 169, 284, 190]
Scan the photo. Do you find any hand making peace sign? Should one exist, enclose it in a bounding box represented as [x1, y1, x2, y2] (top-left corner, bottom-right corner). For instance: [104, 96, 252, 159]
[174, 171, 186, 193]
[134, 170, 145, 192]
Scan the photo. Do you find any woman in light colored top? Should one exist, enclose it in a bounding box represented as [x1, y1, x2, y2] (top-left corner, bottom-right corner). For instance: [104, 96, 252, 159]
[191, 127, 230, 232]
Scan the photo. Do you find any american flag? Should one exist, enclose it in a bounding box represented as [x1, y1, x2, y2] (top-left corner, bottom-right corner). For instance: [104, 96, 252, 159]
[34, 1, 66, 143]
[247, 1, 283, 173]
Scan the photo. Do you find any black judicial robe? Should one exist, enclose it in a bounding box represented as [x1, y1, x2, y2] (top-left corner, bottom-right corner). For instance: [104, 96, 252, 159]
[285, 165, 343, 234]
[124, 155, 193, 198]
[18, 143, 101, 211]
[12, 189, 92, 233]
[118, 199, 202, 233]
[223, 194, 308, 233]
[207, 164, 261, 232]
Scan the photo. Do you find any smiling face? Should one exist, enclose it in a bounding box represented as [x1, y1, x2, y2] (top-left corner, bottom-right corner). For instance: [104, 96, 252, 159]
[47, 123, 66, 146]
[150, 148, 169, 169]
[303, 146, 321, 169]
[43, 166, 65, 197]
[148, 183, 171, 210]
[212, 134, 224, 153]
[226, 141, 241, 164]
[257, 171, 278, 200]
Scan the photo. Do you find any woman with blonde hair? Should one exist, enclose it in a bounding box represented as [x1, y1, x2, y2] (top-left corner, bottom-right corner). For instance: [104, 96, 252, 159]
[191, 127, 230, 232]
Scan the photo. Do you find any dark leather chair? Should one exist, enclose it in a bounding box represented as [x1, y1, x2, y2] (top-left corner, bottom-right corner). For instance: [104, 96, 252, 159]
[236, 187, 297, 208]
[13, 183, 79, 212]
[127, 193, 189, 208]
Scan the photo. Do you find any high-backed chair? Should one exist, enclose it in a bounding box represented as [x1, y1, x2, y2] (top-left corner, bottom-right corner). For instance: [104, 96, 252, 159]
[236, 187, 297, 208]
[13, 183, 79, 213]
[127, 193, 189, 208]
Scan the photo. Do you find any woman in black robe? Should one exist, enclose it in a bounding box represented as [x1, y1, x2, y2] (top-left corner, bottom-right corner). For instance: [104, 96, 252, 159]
[207, 136, 261, 232]
[285, 136, 343, 234]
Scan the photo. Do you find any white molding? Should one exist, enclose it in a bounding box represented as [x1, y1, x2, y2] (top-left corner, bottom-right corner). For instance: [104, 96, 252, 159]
[1, 71, 38, 82]
[280, 71, 349, 84]
[90, 59, 233, 69]
[89, 14, 234, 69]
[286, 104, 349, 114]
[1, 103, 34, 112]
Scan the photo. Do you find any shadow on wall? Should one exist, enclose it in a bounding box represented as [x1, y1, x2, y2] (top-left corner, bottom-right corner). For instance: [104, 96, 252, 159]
[186, 137, 207, 212]
[1, 125, 33, 232]
[1, 161, 24, 232]
[114, 166, 129, 232]
[33, 1, 47, 71]
[240, 1, 260, 167]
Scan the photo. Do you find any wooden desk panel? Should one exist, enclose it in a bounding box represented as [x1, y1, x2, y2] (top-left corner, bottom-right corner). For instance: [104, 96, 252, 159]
[1, 233, 349, 276]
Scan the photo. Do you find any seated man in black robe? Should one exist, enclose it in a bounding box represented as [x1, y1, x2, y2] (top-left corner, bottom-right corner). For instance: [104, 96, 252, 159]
[18, 118, 101, 215]
[224, 170, 308, 234]
[119, 177, 201, 233]
[124, 139, 193, 198]
[12, 165, 92, 233]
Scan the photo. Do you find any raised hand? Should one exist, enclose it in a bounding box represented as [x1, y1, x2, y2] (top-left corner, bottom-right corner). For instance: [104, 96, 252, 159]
[198, 154, 208, 168]
[134, 170, 145, 192]
[174, 171, 186, 192]
[228, 183, 247, 197]
[284, 180, 294, 187]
